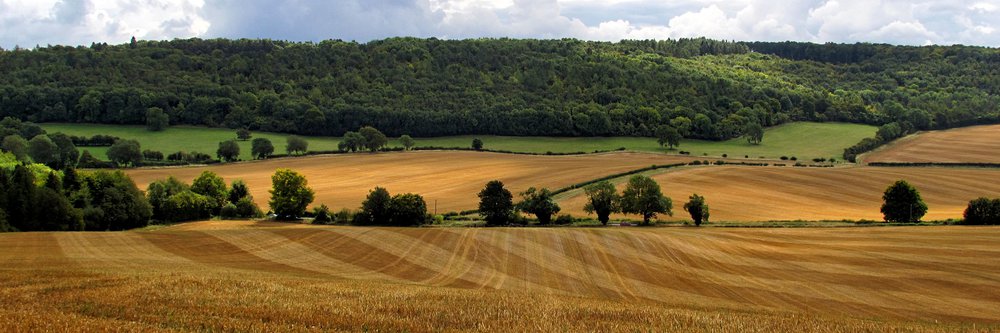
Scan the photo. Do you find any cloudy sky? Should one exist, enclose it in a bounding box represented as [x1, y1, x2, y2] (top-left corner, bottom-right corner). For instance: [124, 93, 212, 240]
[1, 0, 998, 49]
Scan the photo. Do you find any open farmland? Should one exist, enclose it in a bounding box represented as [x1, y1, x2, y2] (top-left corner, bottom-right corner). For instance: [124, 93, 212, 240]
[558, 165, 1000, 222]
[43, 121, 874, 160]
[125, 151, 699, 214]
[1, 224, 997, 331]
[865, 124, 1000, 164]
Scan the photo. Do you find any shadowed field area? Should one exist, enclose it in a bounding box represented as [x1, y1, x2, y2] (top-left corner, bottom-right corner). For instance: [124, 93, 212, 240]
[1, 224, 998, 331]
[866, 124, 1000, 163]
[125, 150, 699, 214]
[559, 165, 1000, 221]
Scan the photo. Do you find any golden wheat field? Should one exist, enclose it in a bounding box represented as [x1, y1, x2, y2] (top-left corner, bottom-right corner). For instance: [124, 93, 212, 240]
[559, 165, 1000, 221]
[125, 150, 699, 214]
[1, 223, 998, 332]
[865, 124, 1000, 163]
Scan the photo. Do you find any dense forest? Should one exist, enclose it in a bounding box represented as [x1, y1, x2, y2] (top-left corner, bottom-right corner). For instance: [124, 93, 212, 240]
[0, 38, 997, 139]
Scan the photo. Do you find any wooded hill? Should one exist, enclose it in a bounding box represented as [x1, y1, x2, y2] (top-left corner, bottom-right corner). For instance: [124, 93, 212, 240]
[0, 38, 997, 139]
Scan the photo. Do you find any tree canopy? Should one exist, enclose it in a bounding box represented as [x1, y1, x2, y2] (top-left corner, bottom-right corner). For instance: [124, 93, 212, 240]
[583, 181, 619, 225]
[478, 180, 513, 226]
[881, 180, 928, 223]
[268, 168, 314, 219]
[620, 175, 672, 225]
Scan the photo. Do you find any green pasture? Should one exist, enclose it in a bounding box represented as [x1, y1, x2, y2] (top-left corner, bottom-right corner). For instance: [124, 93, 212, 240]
[41, 122, 874, 161]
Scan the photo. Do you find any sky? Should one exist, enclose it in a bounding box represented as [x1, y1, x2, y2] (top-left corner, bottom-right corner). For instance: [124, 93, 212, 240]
[0, 0, 998, 49]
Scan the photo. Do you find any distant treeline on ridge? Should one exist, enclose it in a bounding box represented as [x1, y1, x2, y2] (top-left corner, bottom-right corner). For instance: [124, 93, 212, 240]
[0, 37, 997, 139]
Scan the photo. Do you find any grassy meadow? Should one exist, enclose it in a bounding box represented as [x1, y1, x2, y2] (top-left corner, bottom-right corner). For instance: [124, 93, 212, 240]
[42, 122, 874, 161]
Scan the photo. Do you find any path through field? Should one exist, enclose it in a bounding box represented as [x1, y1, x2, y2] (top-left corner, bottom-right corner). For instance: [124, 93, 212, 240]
[1, 224, 998, 331]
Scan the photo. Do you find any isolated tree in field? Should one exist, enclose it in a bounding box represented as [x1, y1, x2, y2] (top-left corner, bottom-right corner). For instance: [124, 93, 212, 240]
[478, 180, 513, 226]
[655, 125, 682, 149]
[269, 168, 314, 219]
[236, 128, 252, 141]
[400, 135, 416, 150]
[517, 187, 560, 224]
[390, 193, 428, 226]
[216, 140, 241, 162]
[145, 107, 169, 131]
[744, 122, 764, 145]
[251, 138, 274, 159]
[963, 198, 1000, 225]
[359, 126, 388, 152]
[471, 138, 484, 151]
[620, 175, 672, 225]
[191, 171, 228, 213]
[2, 135, 29, 161]
[286, 136, 308, 155]
[107, 139, 142, 166]
[583, 181, 619, 225]
[28, 135, 58, 166]
[360, 187, 392, 225]
[339, 131, 365, 152]
[683, 194, 709, 226]
[881, 180, 927, 223]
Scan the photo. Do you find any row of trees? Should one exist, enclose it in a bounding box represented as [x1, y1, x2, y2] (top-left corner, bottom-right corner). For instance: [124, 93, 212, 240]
[147, 172, 261, 222]
[476, 176, 709, 226]
[0, 157, 151, 232]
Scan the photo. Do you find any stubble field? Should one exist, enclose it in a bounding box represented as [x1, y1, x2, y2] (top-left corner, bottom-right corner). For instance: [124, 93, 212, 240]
[1, 224, 997, 331]
[558, 165, 1000, 221]
[125, 150, 699, 214]
[865, 124, 1000, 163]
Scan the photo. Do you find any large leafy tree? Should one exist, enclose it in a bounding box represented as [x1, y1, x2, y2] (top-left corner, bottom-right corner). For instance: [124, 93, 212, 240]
[655, 125, 681, 149]
[216, 140, 240, 162]
[478, 180, 513, 226]
[517, 187, 560, 225]
[27, 135, 58, 166]
[1, 135, 29, 162]
[286, 136, 308, 155]
[191, 171, 228, 213]
[743, 122, 764, 145]
[881, 180, 927, 223]
[583, 181, 619, 226]
[620, 175, 672, 225]
[399, 135, 416, 151]
[358, 126, 388, 152]
[268, 168, 314, 219]
[251, 138, 274, 159]
[390, 193, 428, 226]
[107, 139, 142, 167]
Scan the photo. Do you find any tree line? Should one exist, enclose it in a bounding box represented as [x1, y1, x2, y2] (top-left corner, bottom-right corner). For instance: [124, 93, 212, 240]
[0, 38, 995, 142]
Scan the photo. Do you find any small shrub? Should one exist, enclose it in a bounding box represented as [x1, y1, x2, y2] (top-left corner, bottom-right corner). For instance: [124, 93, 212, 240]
[433, 214, 445, 224]
[790, 156, 798, 161]
[312, 205, 332, 224]
[554, 214, 574, 225]
[220, 203, 239, 219]
[334, 208, 353, 224]
[690, 160, 702, 165]
[744, 155, 749, 158]
[722, 154, 727, 158]
[780, 156, 789, 160]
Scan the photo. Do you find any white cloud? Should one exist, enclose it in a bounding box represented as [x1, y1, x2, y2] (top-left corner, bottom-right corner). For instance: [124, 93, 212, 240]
[0, 0, 208, 48]
[1, 0, 999, 49]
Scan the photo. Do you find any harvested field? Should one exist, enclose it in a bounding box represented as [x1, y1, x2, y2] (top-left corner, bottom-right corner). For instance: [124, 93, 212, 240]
[1, 225, 998, 331]
[125, 150, 698, 214]
[866, 124, 1000, 163]
[558, 165, 1000, 221]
